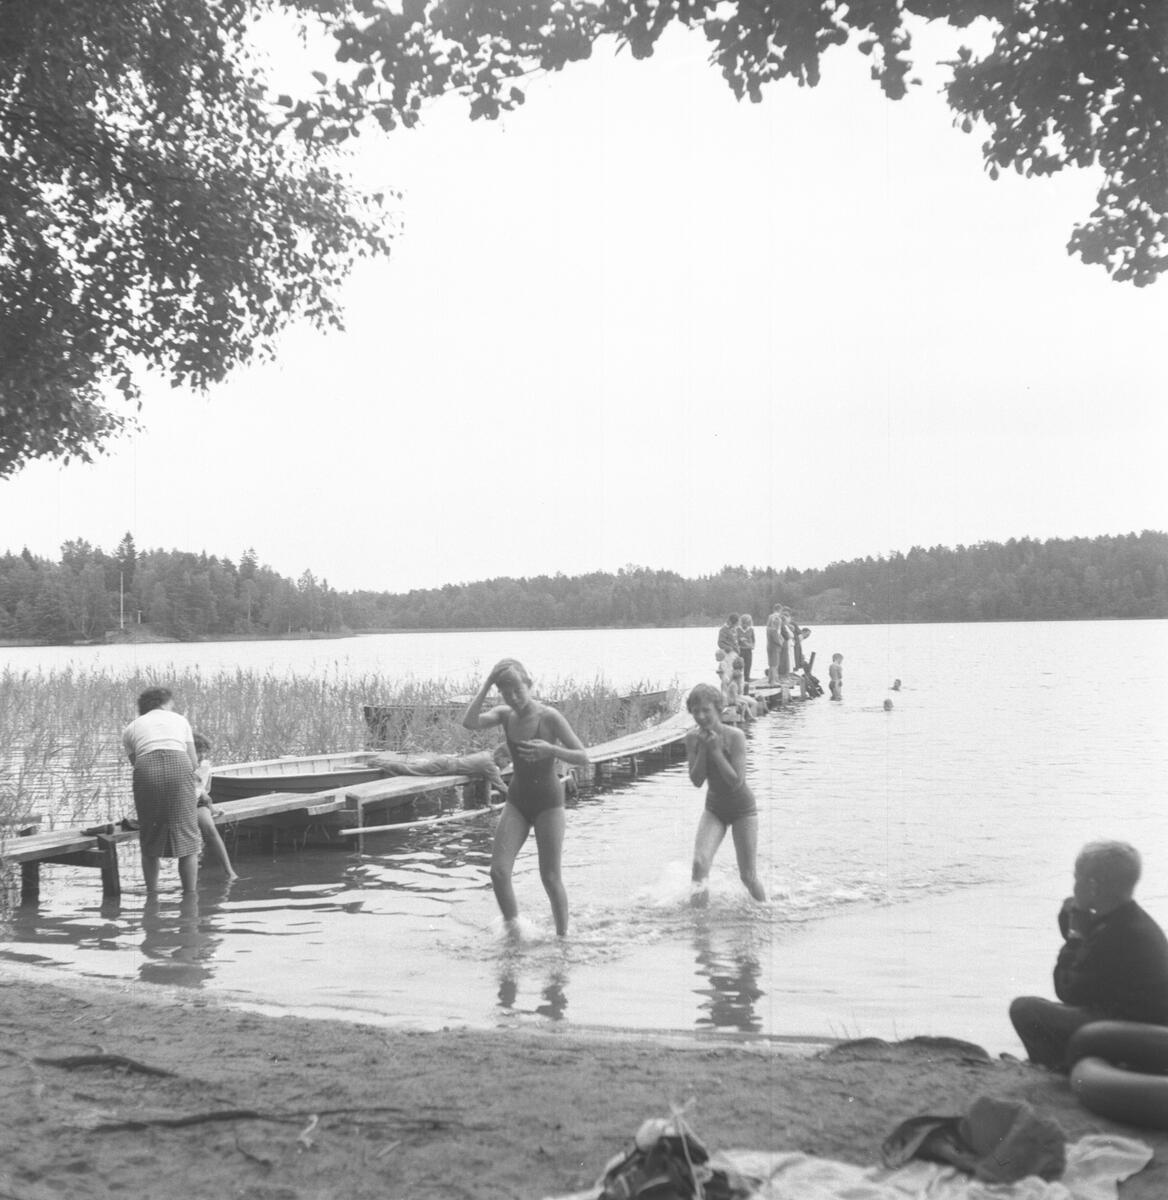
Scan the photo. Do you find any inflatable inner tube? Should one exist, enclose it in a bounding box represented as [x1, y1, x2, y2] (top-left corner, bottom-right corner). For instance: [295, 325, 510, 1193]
[1068, 1021, 1168, 1131]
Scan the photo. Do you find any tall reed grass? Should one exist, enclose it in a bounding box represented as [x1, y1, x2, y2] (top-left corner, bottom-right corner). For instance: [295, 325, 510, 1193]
[0, 667, 676, 834]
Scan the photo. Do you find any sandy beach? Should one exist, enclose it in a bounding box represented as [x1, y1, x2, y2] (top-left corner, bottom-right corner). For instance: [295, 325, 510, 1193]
[0, 967, 1164, 1200]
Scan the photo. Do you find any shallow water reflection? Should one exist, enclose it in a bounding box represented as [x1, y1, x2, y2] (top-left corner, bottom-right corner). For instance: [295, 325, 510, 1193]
[692, 920, 766, 1033]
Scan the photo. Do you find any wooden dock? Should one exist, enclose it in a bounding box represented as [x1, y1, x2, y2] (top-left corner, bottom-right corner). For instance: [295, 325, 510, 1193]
[2, 711, 693, 902]
[749, 673, 809, 705]
[585, 710, 692, 782]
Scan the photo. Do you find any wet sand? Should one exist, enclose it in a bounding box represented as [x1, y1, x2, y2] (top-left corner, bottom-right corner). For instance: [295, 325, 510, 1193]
[0, 967, 1164, 1199]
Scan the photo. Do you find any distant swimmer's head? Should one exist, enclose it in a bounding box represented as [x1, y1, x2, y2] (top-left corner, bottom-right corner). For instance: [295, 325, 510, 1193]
[883, 699, 893, 711]
[1075, 841, 1142, 909]
[892, 679, 902, 690]
[687, 682, 723, 722]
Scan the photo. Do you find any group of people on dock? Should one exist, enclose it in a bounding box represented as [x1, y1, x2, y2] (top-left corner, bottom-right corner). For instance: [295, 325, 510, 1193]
[716, 605, 814, 687]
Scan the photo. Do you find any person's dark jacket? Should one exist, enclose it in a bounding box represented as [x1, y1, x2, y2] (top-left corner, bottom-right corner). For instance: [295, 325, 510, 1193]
[1054, 899, 1168, 1024]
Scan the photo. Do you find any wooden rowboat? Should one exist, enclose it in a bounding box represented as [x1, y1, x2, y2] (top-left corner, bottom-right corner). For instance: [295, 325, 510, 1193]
[209, 751, 382, 803]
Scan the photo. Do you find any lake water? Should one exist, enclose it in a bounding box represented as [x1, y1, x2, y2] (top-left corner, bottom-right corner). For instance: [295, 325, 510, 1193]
[2, 620, 1166, 1055]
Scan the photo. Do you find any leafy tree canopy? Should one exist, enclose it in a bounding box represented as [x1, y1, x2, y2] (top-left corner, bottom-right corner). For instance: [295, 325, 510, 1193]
[304, 0, 1167, 286]
[0, 0, 394, 478]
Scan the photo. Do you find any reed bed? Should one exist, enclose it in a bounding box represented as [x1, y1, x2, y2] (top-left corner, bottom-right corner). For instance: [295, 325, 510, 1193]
[0, 666, 675, 836]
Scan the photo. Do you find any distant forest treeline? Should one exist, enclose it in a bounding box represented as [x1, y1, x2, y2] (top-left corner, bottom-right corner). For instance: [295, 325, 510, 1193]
[1, 532, 1165, 644]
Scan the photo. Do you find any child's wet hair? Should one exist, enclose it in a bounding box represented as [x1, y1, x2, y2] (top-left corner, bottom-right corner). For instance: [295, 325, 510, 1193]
[687, 682, 723, 713]
[193, 732, 212, 756]
[492, 657, 532, 687]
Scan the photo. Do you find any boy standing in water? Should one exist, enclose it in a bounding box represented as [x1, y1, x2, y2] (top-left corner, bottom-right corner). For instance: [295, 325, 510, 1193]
[685, 683, 766, 904]
[829, 653, 844, 701]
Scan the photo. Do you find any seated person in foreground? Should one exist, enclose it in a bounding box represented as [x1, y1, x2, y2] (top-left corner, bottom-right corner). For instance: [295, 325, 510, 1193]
[367, 745, 510, 794]
[1009, 840, 1168, 1070]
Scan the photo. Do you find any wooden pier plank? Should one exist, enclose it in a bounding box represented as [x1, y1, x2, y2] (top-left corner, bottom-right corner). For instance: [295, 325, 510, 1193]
[585, 710, 691, 765]
[212, 791, 346, 824]
[341, 774, 474, 805]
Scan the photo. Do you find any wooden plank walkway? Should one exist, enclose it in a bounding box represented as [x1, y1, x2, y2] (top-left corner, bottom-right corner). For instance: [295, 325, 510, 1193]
[585, 710, 691, 765]
[749, 674, 809, 704]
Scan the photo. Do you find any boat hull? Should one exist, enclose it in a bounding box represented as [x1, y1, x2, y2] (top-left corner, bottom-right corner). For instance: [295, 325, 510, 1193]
[210, 753, 382, 803]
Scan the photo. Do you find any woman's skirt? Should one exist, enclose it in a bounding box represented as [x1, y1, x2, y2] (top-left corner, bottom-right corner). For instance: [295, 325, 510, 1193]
[133, 749, 200, 858]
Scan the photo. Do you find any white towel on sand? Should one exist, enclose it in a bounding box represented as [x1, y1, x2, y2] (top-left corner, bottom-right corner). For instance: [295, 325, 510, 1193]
[545, 1133, 1151, 1200]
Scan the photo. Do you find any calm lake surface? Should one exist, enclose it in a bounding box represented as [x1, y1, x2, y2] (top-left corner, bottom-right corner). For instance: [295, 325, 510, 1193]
[2, 621, 1166, 1054]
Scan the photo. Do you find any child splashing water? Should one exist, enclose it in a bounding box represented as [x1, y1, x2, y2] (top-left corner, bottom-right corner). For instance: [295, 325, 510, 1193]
[462, 658, 589, 937]
[685, 683, 767, 905]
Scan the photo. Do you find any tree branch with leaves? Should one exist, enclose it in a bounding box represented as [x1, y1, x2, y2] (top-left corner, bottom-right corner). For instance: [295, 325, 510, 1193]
[0, 0, 395, 478]
[306, 0, 1167, 285]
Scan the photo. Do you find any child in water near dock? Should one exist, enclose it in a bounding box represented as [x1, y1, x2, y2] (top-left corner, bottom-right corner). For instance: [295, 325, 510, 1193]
[829, 653, 843, 701]
[462, 658, 590, 937]
[193, 734, 238, 881]
[685, 683, 766, 904]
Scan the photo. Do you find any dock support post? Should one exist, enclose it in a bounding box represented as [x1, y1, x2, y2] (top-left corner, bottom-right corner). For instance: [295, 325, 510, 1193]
[96, 834, 121, 899]
[20, 861, 40, 906]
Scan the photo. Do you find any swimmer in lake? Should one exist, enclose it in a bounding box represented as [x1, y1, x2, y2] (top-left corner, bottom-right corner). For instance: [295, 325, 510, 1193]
[685, 682, 766, 905]
[829, 652, 843, 701]
[462, 658, 589, 937]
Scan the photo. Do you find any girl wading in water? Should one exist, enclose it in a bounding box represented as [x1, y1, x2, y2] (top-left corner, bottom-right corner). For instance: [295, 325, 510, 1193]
[462, 659, 589, 937]
[685, 682, 767, 904]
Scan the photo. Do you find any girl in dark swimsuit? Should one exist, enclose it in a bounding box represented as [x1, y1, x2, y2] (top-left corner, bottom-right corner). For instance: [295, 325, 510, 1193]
[685, 682, 767, 904]
[462, 658, 589, 937]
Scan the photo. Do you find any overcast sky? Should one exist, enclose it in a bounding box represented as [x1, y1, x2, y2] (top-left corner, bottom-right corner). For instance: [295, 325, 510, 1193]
[3, 20, 1165, 593]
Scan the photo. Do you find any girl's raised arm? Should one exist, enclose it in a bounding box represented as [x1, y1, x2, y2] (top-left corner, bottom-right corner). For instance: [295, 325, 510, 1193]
[462, 670, 505, 731]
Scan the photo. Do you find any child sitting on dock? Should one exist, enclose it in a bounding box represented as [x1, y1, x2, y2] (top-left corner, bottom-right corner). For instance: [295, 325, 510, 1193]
[724, 657, 760, 722]
[193, 734, 239, 882]
[714, 649, 735, 693]
[685, 683, 766, 904]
